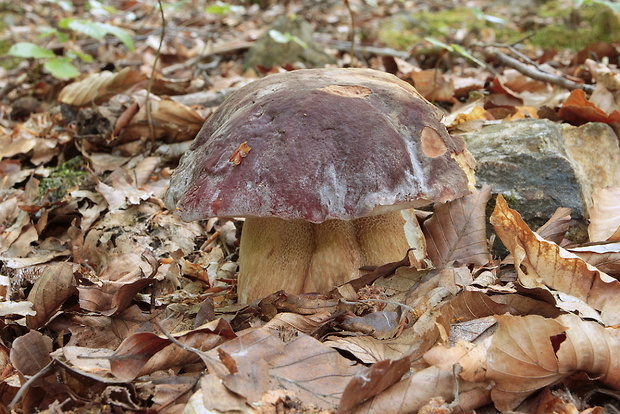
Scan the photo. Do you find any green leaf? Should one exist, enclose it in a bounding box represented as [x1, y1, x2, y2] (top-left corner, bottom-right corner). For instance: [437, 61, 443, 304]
[58, 19, 135, 51]
[206, 1, 244, 14]
[450, 44, 487, 68]
[7, 42, 56, 58]
[87, 0, 119, 15]
[424, 37, 487, 69]
[43, 57, 80, 79]
[67, 49, 93, 63]
[268, 29, 290, 44]
[268, 30, 307, 48]
[101, 23, 135, 51]
[59, 18, 107, 39]
[44, 0, 74, 12]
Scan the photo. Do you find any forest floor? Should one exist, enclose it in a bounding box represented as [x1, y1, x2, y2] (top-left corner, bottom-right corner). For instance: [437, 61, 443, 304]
[1, 0, 620, 413]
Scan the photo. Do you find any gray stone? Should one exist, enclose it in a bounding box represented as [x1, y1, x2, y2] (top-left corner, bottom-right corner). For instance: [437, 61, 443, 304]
[244, 16, 335, 69]
[460, 119, 620, 239]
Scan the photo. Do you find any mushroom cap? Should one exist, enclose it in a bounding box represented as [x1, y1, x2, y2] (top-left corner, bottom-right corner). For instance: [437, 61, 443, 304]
[165, 68, 473, 223]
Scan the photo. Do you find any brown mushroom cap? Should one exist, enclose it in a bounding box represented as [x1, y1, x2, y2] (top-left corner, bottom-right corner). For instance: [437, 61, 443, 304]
[165, 68, 472, 223]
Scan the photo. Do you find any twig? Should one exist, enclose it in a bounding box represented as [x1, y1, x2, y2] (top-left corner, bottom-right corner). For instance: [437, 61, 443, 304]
[343, 0, 356, 66]
[317, 37, 410, 59]
[493, 50, 595, 93]
[145, 0, 166, 146]
[9, 360, 57, 410]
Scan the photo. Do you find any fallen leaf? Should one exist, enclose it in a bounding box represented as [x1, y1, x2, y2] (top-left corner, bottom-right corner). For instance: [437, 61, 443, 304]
[10, 330, 52, 376]
[558, 88, 620, 126]
[338, 356, 411, 413]
[204, 322, 361, 410]
[569, 242, 620, 276]
[111, 318, 235, 381]
[486, 313, 620, 411]
[58, 68, 147, 106]
[490, 195, 620, 326]
[588, 186, 620, 242]
[424, 184, 492, 269]
[26, 262, 78, 329]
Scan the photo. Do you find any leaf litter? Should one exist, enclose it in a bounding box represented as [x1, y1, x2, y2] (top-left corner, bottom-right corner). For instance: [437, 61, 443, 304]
[2, 0, 620, 413]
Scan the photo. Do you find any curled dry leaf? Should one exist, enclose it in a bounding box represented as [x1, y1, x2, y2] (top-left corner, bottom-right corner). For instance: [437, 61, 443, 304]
[203, 319, 361, 410]
[569, 242, 620, 276]
[338, 356, 411, 414]
[535, 207, 572, 245]
[78, 269, 154, 316]
[491, 195, 620, 326]
[409, 69, 455, 102]
[58, 68, 147, 106]
[423, 184, 492, 269]
[351, 349, 490, 413]
[26, 262, 78, 329]
[486, 313, 620, 411]
[588, 186, 620, 242]
[558, 88, 620, 126]
[110, 318, 235, 381]
[121, 94, 205, 143]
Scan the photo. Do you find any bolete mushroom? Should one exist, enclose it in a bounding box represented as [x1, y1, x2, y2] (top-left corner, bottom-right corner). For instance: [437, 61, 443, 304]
[165, 68, 475, 302]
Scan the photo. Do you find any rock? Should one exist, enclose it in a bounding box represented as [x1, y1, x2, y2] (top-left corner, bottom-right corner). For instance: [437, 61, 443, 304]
[244, 16, 335, 69]
[461, 119, 620, 240]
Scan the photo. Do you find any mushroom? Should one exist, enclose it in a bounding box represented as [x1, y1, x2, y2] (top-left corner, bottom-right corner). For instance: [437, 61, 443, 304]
[165, 68, 475, 303]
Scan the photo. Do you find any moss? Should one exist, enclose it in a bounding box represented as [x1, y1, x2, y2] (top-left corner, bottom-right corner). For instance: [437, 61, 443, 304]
[39, 157, 89, 202]
[379, 3, 620, 52]
[530, 4, 620, 49]
[378, 8, 488, 50]
[0, 12, 21, 70]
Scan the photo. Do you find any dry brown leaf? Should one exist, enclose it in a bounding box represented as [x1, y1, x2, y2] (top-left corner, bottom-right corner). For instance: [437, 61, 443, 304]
[351, 348, 490, 413]
[409, 69, 455, 102]
[485, 314, 567, 411]
[10, 330, 53, 376]
[423, 185, 492, 269]
[78, 272, 154, 316]
[204, 321, 361, 410]
[120, 94, 205, 143]
[110, 318, 235, 381]
[325, 336, 400, 364]
[569, 242, 620, 276]
[588, 187, 620, 242]
[338, 356, 411, 413]
[26, 262, 78, 329]
[58, 68, 147, 106]
[486, 313, 620, 411]
[536, 207, 572, 245]
[491, 195, 620, 326]
[558, 88, 620, 126]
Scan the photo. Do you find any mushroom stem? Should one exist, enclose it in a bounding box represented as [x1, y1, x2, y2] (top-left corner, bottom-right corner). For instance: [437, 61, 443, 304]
[237, 209, 424, 302]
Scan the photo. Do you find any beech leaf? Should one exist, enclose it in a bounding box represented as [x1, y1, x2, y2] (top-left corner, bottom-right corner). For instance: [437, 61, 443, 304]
[26, 262, 78, 329]
[490, 194, 620, 325]
[58, 68, 147, 105]
[424, 184, 492, 269]
[588, 186, 620, 242]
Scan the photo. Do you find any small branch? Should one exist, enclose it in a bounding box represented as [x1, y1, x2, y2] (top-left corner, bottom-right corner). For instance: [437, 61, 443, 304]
[493, 50, 595, 93]
[316, 38, 410, 59]
[343, 0, 356, 66]
[146, 0, 166, 146]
